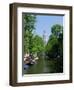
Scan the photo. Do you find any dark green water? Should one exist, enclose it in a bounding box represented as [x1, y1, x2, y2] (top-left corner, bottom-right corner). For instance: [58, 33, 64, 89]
[24, 57, 63, 74]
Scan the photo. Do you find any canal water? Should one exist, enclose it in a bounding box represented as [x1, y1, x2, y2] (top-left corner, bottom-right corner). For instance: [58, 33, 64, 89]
[24, 57, 63, 74]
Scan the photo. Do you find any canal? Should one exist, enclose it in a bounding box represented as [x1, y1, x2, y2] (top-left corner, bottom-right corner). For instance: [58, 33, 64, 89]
[24, 57, 63, 74]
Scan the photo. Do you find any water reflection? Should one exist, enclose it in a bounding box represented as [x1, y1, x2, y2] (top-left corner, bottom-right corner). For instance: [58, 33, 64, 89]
[24, 57, 63, 74]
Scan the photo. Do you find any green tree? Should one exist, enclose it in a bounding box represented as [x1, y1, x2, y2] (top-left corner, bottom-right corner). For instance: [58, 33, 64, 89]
[24, 14, 36, 53]
[32, 35, 45, 55]
[51, 24, 63, 38]
[45, 24, 63, 59]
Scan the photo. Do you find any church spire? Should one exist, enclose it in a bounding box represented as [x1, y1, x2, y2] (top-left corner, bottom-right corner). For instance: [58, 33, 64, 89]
[43, 30, 47, 45]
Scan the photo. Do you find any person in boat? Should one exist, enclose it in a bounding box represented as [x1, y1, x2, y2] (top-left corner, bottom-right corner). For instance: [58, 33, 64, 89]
[29, 54, 34, 60]
[24, 53, 39, 65]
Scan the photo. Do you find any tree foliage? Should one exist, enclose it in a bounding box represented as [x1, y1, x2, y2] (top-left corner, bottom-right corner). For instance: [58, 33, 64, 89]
[24, 14, 36, 53]
[45, 24, 63, 59]
[24, 14, 44, 55]
[32, 35, 44, 54]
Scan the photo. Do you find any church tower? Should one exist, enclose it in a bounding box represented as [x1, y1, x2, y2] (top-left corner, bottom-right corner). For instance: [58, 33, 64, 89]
[43, 30, 47, 45]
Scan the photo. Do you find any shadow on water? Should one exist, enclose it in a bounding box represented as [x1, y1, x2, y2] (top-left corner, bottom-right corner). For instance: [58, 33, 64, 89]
[24, 56, 63, 74]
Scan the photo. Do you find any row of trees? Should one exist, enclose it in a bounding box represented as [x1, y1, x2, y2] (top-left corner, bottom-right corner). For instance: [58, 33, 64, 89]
[24, 14, 44, 55]
[24, 14, 63, 60]
[45, 24, 63, 59]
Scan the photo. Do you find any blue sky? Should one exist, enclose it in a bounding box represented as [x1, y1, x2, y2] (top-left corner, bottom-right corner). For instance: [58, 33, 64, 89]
[34, 15, 63, 42]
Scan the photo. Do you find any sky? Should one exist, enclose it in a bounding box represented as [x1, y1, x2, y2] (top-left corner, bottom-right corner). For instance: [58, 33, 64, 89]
[34, 15, 63, 42]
